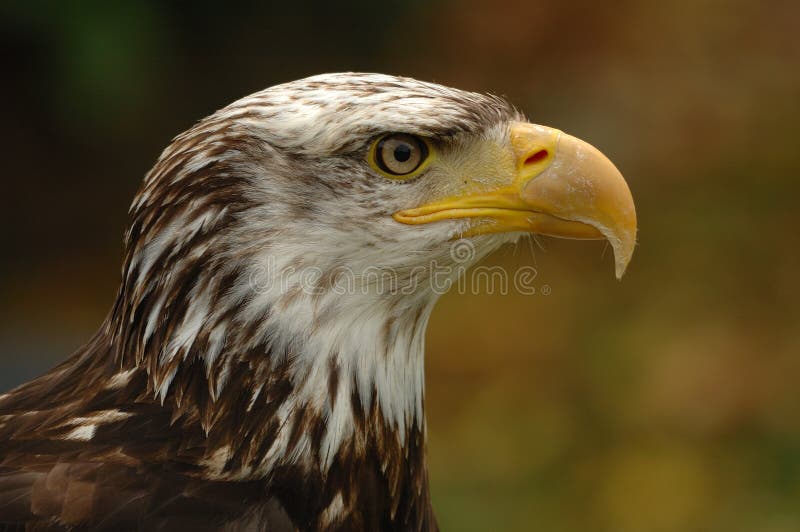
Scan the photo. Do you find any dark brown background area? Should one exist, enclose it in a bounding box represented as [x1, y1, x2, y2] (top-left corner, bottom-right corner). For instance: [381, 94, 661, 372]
[2, 1, 799, 530]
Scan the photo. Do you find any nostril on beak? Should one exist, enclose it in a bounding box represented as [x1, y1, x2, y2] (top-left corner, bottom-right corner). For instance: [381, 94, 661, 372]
[524, 149, 549, 166]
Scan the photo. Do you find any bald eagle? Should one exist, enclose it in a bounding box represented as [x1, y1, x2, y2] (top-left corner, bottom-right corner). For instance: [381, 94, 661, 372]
[0, 73, 636, 531]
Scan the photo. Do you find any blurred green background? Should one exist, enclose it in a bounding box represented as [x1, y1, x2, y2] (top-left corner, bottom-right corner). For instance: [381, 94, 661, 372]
[1, 1, 798, 530]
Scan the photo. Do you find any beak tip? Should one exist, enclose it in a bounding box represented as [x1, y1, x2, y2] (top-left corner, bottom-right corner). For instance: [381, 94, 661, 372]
[611, 234, 636, 279]
[615, 263, 628, 280]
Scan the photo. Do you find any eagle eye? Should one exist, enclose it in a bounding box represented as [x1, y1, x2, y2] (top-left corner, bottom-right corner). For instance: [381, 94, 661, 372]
[370, 134, 431, 179]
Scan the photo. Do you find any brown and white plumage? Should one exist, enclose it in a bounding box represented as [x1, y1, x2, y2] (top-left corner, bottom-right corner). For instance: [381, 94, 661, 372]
[0, 73, 636, 531]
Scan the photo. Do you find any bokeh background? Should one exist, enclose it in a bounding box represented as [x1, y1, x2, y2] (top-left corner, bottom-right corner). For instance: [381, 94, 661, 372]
[1, 1, 798, 530]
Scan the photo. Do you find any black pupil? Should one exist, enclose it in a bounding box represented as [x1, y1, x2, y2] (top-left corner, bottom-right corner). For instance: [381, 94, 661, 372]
[393, 143, 412, 162]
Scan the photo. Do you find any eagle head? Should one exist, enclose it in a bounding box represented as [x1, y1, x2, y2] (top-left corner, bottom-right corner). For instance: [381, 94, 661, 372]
[113, 72, 636, 471]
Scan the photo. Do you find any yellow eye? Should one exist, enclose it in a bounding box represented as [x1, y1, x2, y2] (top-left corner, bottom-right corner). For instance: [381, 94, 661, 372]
[370, 134, 431, 178]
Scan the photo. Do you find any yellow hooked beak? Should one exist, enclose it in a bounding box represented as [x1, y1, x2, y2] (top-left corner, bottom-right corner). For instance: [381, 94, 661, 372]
[393, 123, 637, 278]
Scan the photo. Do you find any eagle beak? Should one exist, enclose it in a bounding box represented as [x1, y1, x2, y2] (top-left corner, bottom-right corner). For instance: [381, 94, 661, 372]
[393, 122, 637, 278]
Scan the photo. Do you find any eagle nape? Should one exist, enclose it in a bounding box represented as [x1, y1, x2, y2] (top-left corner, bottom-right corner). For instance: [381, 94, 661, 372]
[0, 73, 636, 531]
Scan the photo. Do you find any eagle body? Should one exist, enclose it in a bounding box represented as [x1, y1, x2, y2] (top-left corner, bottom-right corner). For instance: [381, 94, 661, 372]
[0, 73, 636, 531]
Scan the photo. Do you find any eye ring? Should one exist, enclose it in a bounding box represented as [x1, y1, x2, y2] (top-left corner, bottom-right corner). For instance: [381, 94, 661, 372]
[369, 134, 432, 179]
